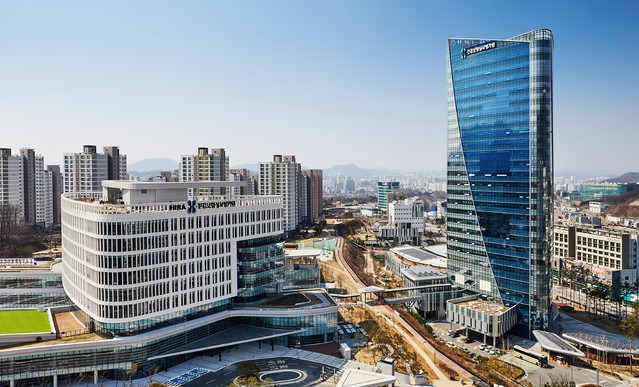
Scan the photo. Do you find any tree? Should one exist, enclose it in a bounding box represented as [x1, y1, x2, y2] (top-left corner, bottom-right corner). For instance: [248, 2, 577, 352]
[236, 362, 260, 378]
[611, 279, 623, 319]
[621, 302, 639, 374]
[543, 379, 575, 387]
[0, 204, 21, 245]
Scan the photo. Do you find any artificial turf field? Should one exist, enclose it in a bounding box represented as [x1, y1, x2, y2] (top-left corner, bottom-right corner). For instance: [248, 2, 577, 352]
[0, 310, 51, 334]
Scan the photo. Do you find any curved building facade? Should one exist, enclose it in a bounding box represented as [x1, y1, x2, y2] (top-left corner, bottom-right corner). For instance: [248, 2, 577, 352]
[446, 29, 554, 335]
[61, 183, 284, 335]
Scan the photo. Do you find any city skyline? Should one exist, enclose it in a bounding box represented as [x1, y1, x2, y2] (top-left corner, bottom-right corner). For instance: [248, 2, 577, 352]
[2, 1, 638, 174]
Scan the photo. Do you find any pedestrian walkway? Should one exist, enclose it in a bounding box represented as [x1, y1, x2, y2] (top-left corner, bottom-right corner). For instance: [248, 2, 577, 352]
[70, 343, 376, 386]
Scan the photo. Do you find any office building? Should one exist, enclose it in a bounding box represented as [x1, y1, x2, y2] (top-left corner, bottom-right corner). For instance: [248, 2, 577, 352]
[377, 181, 400, 211]
[446, 29, 554, 335]
[180, 147, 229, 196]
[571, 183, 638, 202]
[378, 197, 424, 245]
[63, 145, 127, 194]
[259, 155, 302, 234]
[553, 221, 639, 284]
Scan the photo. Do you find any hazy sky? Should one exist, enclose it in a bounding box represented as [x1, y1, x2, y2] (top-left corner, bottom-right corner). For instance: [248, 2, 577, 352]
[1, 1, 637, 174]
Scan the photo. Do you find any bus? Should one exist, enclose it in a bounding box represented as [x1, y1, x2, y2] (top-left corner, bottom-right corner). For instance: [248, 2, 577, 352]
[513, 345, 548, 367]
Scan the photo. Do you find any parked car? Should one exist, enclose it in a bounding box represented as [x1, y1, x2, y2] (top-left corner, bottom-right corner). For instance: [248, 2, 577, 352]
[446, 342, 456, 348]
[465, 337, 474, 344]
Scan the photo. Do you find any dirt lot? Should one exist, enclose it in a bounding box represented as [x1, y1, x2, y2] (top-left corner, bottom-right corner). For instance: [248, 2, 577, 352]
[339, 305, 437, 381]
[321, 260, 359, 294]
[54, 311, 87, 335]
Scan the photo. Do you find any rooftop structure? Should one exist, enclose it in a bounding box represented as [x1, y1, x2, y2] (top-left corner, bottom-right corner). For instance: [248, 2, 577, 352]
[389, 246, 447, 268]
[400, 266, 447, 283]
[532, 330, 585, 357]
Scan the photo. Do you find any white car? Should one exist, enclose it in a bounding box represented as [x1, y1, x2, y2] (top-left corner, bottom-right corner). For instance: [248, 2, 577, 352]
[446, 342, 456, 348]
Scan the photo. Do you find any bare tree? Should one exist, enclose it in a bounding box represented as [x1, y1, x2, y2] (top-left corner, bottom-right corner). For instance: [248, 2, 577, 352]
[0, 204, 21, 245]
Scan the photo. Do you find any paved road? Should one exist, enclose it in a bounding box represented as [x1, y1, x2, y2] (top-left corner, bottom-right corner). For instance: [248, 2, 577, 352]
[523, 362, 626, 387]
[183, 358, 338, 387]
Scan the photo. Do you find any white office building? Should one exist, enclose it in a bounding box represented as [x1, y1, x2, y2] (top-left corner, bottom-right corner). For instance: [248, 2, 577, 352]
[61, 180, 285, 332]
[259, 155, 302, 234]
[378, 197, 424, 245]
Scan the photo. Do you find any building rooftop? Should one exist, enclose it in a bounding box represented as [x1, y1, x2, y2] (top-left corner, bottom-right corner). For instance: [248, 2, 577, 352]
[336, 368, 396, 387]
[562, 331, 637, 354]
[0, 310, 52, 334]
[239, 291, 336, 309]
[148, 324, 304, 361]
[533, 330, 585, 357]
[401, 266, 446, 282]
[101, 180, 244, 190]
[390, 245, 447, 268]
[450, 296, 509, 316]
[284, 249, 322, 258]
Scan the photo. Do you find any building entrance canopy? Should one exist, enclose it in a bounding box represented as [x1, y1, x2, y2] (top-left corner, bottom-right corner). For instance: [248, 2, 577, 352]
[148, 324, 304, 360]
[533, 330, 585, 357]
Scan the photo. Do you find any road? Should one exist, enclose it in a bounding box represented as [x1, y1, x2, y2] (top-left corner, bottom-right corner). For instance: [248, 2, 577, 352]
[333, 237, 472, 385]
[183, 358, 338, 387]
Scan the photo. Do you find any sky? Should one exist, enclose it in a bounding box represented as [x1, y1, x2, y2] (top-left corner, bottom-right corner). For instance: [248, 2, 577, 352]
[1, 0, 637, 176]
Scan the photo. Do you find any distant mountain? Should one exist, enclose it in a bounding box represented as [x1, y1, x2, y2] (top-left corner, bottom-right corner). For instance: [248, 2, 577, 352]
[324, 164, 387, 178]
[605, 172, 639, 183]
[128, 158, 178, 173]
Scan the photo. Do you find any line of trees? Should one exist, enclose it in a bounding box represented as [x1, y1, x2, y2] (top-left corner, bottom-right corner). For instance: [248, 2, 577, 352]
[558, 263, 636, 319]
[0, 204, 23, 245]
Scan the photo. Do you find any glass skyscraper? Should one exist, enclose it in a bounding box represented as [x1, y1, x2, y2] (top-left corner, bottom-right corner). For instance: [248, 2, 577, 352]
[446, 29, 553, 335]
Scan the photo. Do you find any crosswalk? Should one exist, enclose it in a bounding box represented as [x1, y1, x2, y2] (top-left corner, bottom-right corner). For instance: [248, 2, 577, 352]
[164, 367, 211, 386]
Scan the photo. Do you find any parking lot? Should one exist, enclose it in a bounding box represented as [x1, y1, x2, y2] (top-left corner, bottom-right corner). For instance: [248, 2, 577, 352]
[429, 321, 506, 359]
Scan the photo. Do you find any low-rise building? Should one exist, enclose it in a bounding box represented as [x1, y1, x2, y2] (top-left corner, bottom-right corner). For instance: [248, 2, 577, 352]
[400, 266, 447, 289]
[447, 295, 517, 345]
[384, 246, 447, 278]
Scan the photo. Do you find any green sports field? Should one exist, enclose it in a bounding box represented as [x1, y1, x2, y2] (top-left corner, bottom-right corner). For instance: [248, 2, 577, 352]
[0, 310, 51, 334]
